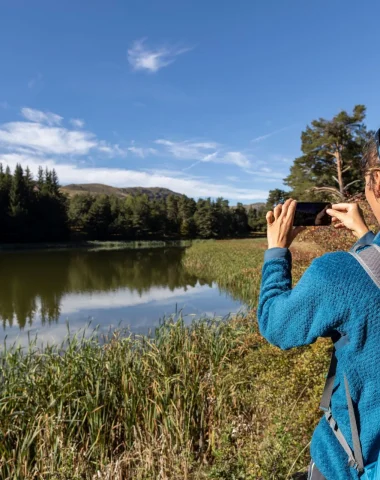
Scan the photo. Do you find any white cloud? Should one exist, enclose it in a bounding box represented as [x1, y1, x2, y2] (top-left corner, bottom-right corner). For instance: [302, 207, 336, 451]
[203, 151, 251, 168]
[128, 146, 158, 158]
[155, 139, 218, 160]
[0, 109, 126, 157]
[0, 121, 97, 155]
[21, 107, 63, 126]
[0, 152, 269, 201]
[70, 118, 85, 128]
[128, 38, 191, 73]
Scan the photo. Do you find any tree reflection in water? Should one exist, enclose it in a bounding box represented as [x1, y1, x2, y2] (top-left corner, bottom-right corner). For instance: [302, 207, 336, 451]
[0, 248, 210, 330]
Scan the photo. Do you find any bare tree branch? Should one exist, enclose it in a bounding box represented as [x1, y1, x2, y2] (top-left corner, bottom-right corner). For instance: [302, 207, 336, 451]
[307, 186, 346, 200]
[344, 179, 361, 189]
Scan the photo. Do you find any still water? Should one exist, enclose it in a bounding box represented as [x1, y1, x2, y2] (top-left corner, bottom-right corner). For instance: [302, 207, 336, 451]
[0, 247, 245, 347]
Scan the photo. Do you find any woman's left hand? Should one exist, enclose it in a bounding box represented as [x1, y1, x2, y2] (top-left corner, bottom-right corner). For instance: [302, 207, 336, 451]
[266, 198, 306, 249]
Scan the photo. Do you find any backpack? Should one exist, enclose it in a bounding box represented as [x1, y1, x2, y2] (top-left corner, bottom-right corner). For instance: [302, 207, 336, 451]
[319, 241, 380, 479]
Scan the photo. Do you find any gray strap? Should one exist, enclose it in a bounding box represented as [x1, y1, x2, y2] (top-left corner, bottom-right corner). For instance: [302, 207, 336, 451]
[349, 244, 380, 288]
[319, 334, 349, 411]
[320, 349, 364, 473]
[319, 346, 337, 412]
[324, 408, 359, 470]
[344, 374, 364, 472]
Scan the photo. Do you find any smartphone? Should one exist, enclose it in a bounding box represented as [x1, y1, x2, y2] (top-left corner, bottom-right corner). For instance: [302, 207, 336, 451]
[293, 202, 332, 226]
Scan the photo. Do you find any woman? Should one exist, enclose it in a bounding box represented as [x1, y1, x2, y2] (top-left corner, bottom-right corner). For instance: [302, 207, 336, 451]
[257, 134, 380, 480]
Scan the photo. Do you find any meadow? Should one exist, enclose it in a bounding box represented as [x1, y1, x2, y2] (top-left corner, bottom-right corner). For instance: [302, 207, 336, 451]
[1, 200, 377, 479]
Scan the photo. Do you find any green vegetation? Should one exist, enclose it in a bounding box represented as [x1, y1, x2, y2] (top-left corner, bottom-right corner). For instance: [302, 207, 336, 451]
[0, 165, 69, 242]
[1, 237, 334, 480]
[281, 104, 371, 202]
[183, 238, 266, 305]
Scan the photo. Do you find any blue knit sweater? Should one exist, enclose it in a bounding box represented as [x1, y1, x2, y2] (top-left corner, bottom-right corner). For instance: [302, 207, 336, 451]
[257, 230, 380, 480]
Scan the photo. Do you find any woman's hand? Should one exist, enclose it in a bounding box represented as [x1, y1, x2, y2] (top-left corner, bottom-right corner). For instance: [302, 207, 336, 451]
[266, 198, 306, 249]
[326, 203, 369, 239]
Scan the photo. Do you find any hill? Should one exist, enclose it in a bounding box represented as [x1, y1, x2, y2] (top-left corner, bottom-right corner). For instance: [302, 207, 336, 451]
[241, 202, 266, 212]
[61, 184, 183, 200]
[61, 184, 267, 208]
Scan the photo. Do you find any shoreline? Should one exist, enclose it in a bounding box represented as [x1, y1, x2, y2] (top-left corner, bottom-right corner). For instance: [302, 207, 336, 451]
[0, 233, 266, 253]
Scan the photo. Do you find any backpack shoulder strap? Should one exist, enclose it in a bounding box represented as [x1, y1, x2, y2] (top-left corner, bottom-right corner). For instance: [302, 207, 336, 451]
[319, 338, 364, 472]
[349, 243, 380, 288]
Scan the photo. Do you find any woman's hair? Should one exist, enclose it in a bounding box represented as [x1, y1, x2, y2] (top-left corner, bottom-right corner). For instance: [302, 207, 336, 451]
[361, 136, 380, 193]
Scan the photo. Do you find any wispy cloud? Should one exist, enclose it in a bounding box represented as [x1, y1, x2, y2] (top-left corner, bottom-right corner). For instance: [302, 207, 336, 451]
[21, 107, 63, 126]
[70, 118, 85, 128]
[128, 38, 192, 73]
[128, 146, 158, 158]
[27, 73, 43, 89]
[203, 151, 250, 168]
[155, 139, 218, 160]
[156, 139, 251, 170]
[0, 101, 8, 109]
[251, 126, 292, 143]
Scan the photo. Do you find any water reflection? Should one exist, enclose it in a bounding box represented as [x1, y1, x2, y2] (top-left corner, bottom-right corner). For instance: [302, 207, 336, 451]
[0, 248, 244, 345]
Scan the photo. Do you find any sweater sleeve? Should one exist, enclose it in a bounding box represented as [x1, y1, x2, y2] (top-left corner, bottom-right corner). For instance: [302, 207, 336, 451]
[350, 230, 375, 251]
[257, 251, 341, 350]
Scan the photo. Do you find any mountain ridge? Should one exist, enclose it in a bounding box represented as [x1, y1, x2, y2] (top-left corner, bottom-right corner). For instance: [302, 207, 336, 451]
[61, 184, 183, 200]
[61, 183, 267, 210]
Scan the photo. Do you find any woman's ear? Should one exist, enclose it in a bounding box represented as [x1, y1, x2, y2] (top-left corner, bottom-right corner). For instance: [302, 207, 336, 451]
[375, 171, 380, 197]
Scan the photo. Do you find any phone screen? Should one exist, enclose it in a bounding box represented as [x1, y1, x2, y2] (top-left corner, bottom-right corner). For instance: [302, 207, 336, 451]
[293, 202, 332, 226]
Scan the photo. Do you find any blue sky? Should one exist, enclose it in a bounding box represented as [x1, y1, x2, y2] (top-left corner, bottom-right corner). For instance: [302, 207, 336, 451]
[1, 0, 380, 204]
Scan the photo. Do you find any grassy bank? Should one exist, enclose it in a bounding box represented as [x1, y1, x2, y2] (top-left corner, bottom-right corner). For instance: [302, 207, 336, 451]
[1, 234, 338, 479]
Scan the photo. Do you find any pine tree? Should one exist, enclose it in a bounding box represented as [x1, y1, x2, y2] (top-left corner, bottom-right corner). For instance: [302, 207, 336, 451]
[194, 198, 216, 238]
[232, 203, 248, 236]
[178, 196, 196, 238]
[284, 105, 370, 201]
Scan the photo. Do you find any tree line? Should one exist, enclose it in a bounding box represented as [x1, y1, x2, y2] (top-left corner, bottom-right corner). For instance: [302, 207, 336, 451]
[68, 192, 251, 240]
[0, 165, 255, 242]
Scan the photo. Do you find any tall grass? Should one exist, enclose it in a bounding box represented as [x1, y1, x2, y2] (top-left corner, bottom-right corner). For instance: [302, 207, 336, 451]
[183, 239, 267, 306]
[0, 315, 248, 479]
[0, 313, 332, 480]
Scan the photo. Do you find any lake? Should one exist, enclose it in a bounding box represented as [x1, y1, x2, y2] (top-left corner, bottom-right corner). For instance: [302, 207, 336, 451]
[0, 247, 245, 347]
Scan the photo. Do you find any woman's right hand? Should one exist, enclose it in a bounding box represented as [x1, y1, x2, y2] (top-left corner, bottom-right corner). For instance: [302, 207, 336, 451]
[326, 203, 369, 239]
